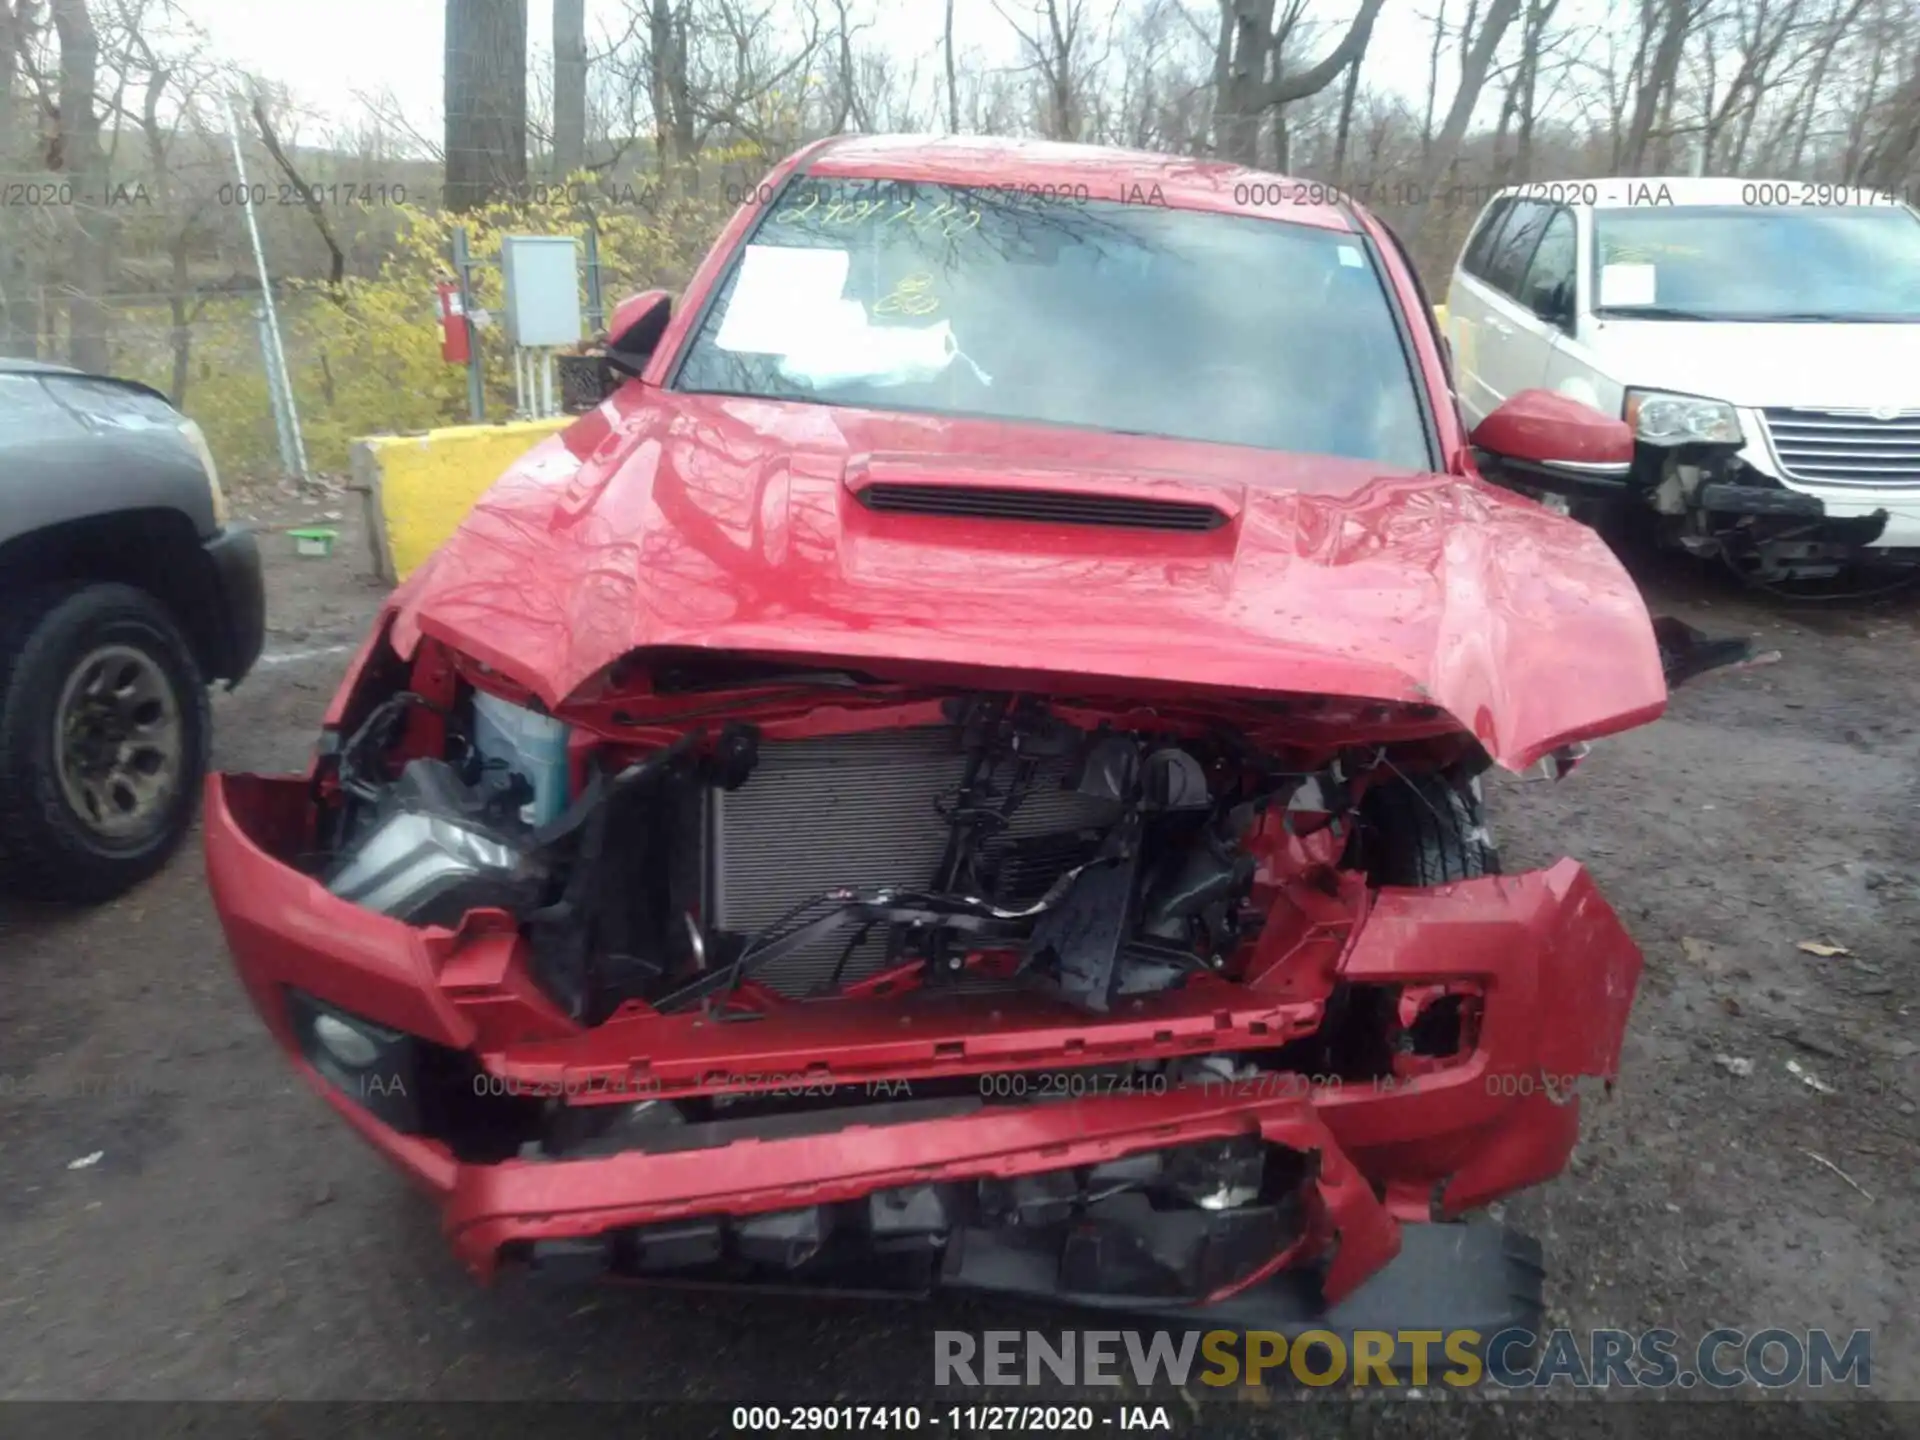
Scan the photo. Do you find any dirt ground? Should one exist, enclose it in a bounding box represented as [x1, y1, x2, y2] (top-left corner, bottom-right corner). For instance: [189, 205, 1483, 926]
[0, 484, 1915, 1431]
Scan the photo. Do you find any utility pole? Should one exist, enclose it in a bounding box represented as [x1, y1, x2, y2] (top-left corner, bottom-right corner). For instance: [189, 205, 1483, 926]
[225, 97, 308, 481]
[254, 306, 296, 474]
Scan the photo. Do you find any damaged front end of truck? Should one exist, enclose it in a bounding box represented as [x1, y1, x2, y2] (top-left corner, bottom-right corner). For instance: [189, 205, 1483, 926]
[203, 137, 1706, 1330]
[207, 588, 1652, 1326]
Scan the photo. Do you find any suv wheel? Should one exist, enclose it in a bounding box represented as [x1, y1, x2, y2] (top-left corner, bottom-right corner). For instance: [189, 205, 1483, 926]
[0, 583, 210, 903]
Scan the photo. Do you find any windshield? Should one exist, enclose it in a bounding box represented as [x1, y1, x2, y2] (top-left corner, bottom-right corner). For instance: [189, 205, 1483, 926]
[1592, 205, 1920, 321]
[675, 177, 1432, 469]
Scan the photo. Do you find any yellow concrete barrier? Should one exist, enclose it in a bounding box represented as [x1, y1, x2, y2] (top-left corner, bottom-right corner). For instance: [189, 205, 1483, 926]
[351, 418, 571, 584]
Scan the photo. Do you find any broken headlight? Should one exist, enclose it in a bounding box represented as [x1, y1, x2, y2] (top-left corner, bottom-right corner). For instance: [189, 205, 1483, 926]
[322, 758, 548, 927]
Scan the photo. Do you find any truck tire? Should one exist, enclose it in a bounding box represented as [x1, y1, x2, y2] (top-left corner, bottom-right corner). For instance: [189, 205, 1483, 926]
[1355, 771, 1499, 886]
[0, 583, 211, 904]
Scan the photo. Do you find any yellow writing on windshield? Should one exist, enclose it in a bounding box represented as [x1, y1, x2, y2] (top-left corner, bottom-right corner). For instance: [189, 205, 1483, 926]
[875, 272, 941, 317]
[771, 193, 981, 237]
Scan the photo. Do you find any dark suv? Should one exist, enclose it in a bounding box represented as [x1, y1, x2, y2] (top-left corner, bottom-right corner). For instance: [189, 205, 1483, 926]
[0, 357, 263, 902]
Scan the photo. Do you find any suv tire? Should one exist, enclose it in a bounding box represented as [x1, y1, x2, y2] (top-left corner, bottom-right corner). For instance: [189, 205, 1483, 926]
[0, 583, 210, 903]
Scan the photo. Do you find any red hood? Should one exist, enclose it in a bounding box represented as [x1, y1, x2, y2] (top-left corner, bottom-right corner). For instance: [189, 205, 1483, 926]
[388, 390, 1668, 771]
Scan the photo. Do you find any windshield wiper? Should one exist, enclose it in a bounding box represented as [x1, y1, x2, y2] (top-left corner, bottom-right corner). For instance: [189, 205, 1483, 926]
[1744, 311, 1919, 323]
[1596, 305, 1720, 321]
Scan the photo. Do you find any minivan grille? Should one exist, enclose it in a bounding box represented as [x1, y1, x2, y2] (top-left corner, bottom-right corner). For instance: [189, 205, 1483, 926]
[856, 482, 1229, 532]
[1761, 408, 1920, 488]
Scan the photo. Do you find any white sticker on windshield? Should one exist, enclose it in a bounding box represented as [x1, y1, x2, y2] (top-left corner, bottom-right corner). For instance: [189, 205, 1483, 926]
[1598, 262, 1657, 307]
[777, 313, 992, 390]
[1337, 245, 1364, 268]
[713, 245, 852, 354]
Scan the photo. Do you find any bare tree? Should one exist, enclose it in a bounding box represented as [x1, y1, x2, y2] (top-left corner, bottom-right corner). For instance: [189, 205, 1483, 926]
[1212, 0, 1385, 164]
[992, 0, 1106, 142]
[1, 0, 42, 357]
[825, 0, 870, 131]
[852, 45, 928, 130]
[1421, 0, 1448, 160]
[1105, 0, 1213, 151]
[554, 0, 587, 174]
[1689, 0, 1809, 170]
[250, 90, 346, 292]
[1857, 49, 1920, 187]
[1620, 0, 1707, 171]
[110, 3, 213, 401]
[444, 0, 527, 211]
[1772, 0, 1868, 170]
[1489, 0, 1564, 181]
[607, 0, 821, 189]
[644, 0, 694, 181]
[696, 0, 822, 147]
[944, 0, 959, 131]
[1838, 1, 1895, 177]
[51, 0, 109, 371]
[1330, 18, 1363, 181]
[0, 0, 30, 169]
[1415, 0, 1521, 196]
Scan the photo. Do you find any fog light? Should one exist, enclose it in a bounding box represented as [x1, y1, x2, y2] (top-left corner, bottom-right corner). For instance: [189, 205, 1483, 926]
[284, 989, 423, 1134]
[312, 1013, 383, 1069]
[1163, 1137, 1266, 1210]
[1189, 1176, 1261, 1211]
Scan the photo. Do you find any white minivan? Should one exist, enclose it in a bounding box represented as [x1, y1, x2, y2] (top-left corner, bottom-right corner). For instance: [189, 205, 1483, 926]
[1445, 178, 1920, 586]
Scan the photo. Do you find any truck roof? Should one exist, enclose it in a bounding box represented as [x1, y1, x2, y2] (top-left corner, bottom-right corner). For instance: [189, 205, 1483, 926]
[807, 133, 1356, 231]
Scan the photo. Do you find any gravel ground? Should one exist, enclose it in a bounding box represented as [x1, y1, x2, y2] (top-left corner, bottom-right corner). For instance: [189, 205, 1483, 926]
[1, 488, 1915, 1432]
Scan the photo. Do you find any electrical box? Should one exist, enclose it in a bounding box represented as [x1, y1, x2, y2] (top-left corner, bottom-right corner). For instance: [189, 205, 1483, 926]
[500, 235, 583, 348]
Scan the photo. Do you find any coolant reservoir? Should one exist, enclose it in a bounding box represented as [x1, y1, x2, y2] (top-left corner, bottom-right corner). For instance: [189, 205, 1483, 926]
[470, 690, 572, 826]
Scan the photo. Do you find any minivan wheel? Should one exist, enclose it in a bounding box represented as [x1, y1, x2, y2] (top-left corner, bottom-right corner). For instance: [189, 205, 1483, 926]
[0, 583, 210, 903]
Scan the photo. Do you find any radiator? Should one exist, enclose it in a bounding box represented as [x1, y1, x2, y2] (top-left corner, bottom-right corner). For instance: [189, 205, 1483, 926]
[708, 726, 1119, 995]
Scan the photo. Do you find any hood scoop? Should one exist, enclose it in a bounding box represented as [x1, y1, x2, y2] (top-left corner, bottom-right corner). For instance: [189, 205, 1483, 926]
[846, 454, 1237, 533]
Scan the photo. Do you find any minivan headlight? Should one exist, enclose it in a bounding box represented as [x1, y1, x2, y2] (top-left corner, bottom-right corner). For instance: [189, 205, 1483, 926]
[1625, 390, 1743, 447]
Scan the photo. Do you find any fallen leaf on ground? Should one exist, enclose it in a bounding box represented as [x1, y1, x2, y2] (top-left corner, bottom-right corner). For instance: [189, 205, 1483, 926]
[1786, 1059, 1837, 1095]
[1797, 940, 1851, 958]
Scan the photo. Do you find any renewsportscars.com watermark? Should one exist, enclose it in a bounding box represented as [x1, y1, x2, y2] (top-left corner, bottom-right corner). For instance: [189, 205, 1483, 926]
[934, 1328, 1872, 1390]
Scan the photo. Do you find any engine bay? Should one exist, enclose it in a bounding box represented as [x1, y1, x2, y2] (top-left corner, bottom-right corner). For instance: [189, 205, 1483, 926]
[308, 641, 1487, 1031]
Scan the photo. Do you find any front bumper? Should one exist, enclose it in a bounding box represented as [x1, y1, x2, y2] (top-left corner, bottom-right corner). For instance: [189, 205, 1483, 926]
[946, 1216, 1546, 1338]
[201, 525, 266, 685]
[205, 769, 1641, 1318]
[1731, 412, 1920, 550]
[509, 1212, 1550, 1345]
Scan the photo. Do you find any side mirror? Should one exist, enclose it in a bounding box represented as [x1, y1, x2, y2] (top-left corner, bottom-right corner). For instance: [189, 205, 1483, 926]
[558, 290, 673, 413]
[608, 288, 672, 361]
[1470, 388, 1633, 486]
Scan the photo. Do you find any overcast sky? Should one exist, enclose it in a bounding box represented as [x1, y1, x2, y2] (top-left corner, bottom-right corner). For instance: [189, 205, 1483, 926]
[180, 0, 1458, 148]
